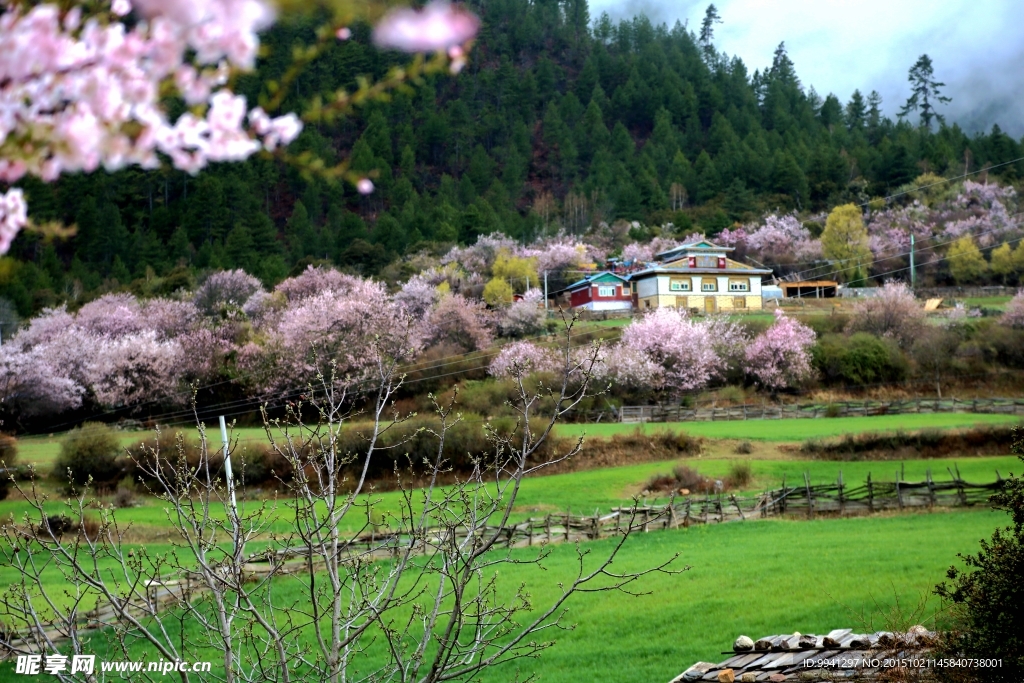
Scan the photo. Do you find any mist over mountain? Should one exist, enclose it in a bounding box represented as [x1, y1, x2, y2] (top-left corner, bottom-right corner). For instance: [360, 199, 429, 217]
[591, 0, 1024, 137]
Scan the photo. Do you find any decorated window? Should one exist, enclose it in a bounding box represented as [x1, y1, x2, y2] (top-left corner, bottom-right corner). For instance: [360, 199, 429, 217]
[729, 280, 749, 292]
[598, 286, 616, 297]
[701, 281, 717, 292]
[669, 279, 690, 292]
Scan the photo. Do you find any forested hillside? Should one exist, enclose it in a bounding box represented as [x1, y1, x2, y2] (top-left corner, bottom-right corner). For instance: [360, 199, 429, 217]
[3, 0, 1022, 318]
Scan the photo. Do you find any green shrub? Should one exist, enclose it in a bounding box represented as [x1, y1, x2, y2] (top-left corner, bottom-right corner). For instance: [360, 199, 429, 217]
[54, 423, 123, 488]
[812, 332, 908, 387]
[988, 326, 1024, 369]
[934, 428, 1024, 681]
[728, 461, 753, 487]
[326, 414, 562, 484]
[806, 313, 851, 337]
[799, 425, 1018, 461]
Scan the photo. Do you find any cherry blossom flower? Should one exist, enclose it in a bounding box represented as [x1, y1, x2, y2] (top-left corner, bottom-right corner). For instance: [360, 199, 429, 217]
[1001, 290, 1024, 329]
[846, 281, 925, 348]
[0, 189, 27, 253]
[372, 1, 479, 53]
[0, 0, 301, 252]
[498, 289, 546, 338]
[743, 309, 816, 391]
[488, 340, 558, 378]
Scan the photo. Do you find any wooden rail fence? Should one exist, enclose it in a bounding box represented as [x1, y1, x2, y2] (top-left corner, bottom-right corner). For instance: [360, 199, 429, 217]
[620, 396, 1024, 423]
[2, 468, 1006, 655]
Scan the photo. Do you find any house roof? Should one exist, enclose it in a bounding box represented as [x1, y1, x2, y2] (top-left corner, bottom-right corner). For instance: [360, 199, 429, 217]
[560, 271, 629, 292]
[656, 240, 735, 260]
[670, 628, 939, 683]
[627, 265, 773, 280]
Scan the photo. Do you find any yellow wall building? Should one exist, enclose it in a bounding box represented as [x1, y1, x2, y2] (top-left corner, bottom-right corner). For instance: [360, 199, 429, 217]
[627, 240, 772, 313]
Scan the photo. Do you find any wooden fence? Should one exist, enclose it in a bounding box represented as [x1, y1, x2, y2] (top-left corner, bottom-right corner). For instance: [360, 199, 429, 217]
[619, 396, 1024, 423]
[2, 469, 1005, 655]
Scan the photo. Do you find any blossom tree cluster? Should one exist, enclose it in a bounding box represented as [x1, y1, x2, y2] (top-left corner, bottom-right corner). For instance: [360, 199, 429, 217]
[743, 310, 817, 392]
[0, 264, 502, 420]
[0, 293, 224, 416]
[487, 340, 558, 378]
[594, 308, 742, 396]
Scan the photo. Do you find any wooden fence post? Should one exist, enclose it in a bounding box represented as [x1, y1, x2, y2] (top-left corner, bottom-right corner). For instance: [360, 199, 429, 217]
[955, 464, 967, 506]
[732, 494, 745, 521]
[926, 469, 935, 508]
[895, 470, 904, 510]
[867, 473, 874, 513]
[804, 472, 814, 519]
[838, 470, 845, 516]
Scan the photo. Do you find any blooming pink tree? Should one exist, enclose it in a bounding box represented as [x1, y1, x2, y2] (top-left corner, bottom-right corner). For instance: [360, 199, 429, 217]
[743, 310, 816, 392]
[274, 265, 361, 302]
[487, 340, 558, 378]
[194, 269, 264, 315]
[846, 281, 925, 347]
[395, 274, 440, 321]
[422, 294, 494, 352]
[237, 277, 419, 394]
[599, 308, 725, 396]
[0, 295, 210, 413]
[498, 289, 546, 338]
[1001, 290, 1024, 329]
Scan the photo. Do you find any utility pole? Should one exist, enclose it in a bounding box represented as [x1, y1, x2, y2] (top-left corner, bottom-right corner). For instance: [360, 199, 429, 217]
[910, 233, 916, 288]
[219, 415, 238, 519]
[544, 270, 549, 311]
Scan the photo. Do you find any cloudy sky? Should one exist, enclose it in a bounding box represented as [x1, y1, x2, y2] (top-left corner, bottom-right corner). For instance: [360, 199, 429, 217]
[588, 0, 1024, 137]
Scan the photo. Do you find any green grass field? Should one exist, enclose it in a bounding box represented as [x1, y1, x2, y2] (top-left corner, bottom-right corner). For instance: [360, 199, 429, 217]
[3, 453, 1016, 538]
[963, 295, 1012, 310]
[2, 408, 1018, 681]
[1, 509, 1004, 682]
[555, 412, 1021, 442]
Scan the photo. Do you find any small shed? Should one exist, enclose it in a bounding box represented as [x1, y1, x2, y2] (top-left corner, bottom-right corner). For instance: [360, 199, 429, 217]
[670, 627, 939, 682]
[779, 280, 838, 299]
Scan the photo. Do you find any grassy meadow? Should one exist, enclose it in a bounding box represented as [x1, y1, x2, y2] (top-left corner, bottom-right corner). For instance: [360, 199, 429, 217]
[554, 412, 1021, 442]
[2, 411, 1019, 681]
[0, 509, 1005, 682]
[14, 411, 1019, 469]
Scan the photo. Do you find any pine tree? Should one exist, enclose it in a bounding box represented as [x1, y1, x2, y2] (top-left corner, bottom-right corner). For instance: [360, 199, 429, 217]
[898, 54, 951, 129]
[845, 90, 866, 130]
[699, 4, 722, 58]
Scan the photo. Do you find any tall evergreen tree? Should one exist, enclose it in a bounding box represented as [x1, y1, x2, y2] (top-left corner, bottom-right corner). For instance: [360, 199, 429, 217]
[898, 54, 951, 129]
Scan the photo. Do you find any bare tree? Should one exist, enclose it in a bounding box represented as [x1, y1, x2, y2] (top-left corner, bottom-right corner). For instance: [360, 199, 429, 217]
[1, 317, 681, 682]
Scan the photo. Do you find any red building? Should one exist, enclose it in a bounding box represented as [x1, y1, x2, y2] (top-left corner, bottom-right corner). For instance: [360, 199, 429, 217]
[563, 272, 633, 311]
